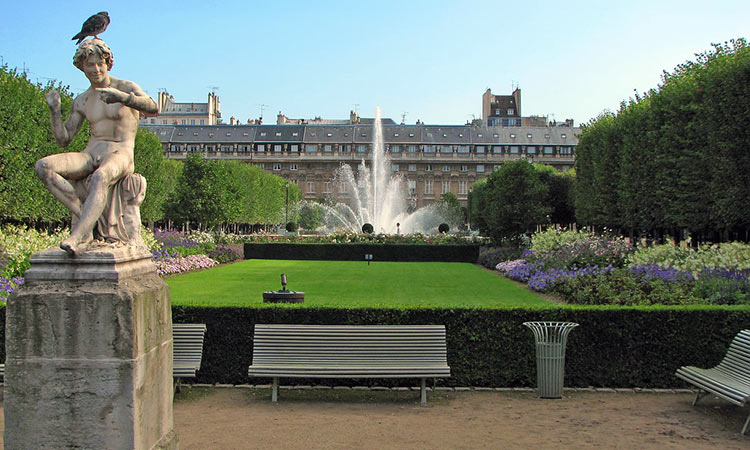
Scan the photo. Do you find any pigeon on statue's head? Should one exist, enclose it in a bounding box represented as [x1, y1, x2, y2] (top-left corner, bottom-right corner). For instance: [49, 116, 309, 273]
[72, 11, 110, 45]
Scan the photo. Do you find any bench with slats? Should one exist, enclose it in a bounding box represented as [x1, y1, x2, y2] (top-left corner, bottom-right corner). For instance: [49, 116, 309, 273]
[675, 329, 750, 435]
[173, 323, 208, 392]
[247, 324, 451, 404]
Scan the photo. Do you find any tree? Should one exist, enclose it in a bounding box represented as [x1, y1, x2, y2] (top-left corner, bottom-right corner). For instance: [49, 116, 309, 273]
[133, 128, 169, 223]
[478, 159, 549, 244]
[297, 201, 325, 231]
[535, 164, 576, 226]
[435, 192, 464, 228]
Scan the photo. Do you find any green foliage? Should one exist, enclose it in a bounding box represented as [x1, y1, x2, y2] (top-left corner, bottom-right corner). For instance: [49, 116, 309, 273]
[243, 243, 479, 262]
[133, 128, 169, 223]
[297, 201, 325, 231]
[0, 66, 88, 223]
[0, 224, 68, 278]
[167, 305, 750, 387]
[575, 38, 750, 238]
[478, 159, 550, 244]
[285, 221, 298, 232]
[629, 241, 750, 275]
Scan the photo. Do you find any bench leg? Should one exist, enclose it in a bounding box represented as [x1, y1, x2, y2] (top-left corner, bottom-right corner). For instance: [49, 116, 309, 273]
[272, 377, 279, 402]
[692, 389, 708, 406]
[420, 378, 427, 405]
[742, 409, 750, 435]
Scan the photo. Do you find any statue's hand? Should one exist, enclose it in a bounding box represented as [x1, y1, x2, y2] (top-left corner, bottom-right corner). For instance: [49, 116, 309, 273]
[45, 90, 61, 109]
[96, 87, 128, 104]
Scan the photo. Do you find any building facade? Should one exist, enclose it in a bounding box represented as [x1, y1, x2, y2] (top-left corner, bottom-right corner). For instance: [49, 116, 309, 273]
[146, 123, 579, 209]
[140, 91, 221, 126]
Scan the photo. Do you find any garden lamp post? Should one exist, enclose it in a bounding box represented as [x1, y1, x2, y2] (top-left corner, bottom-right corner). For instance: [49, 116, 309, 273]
[467, 187, 472, 231]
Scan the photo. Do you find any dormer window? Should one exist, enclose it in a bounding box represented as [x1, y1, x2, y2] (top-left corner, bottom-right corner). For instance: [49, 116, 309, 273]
[508, 134, 514, 138]
[561, 133, 567, 139]
[394, 133, 399, 137]
[275, 132, 282, 137]
[527, 133, 532, 139]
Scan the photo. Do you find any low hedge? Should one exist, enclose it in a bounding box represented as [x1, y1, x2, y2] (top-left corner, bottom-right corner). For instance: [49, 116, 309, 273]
[170, 306, 750, 388]
[244, 243, 480, 262]
[3, 306, 747, 388]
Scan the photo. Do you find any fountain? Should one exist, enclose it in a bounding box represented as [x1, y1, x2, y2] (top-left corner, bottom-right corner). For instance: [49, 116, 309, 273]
[321, 108, 456, 234]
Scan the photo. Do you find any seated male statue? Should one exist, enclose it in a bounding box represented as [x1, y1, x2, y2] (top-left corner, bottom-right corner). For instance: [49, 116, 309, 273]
[36, 39, 158, 255]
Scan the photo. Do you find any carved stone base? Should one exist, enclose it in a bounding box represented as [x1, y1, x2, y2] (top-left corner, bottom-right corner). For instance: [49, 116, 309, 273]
[4, 249, 178, 450]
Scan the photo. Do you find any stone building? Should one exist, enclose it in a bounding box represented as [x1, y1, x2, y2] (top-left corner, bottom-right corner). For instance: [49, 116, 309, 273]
[140, 90, 221, 126]
[145, 121, 579, 209]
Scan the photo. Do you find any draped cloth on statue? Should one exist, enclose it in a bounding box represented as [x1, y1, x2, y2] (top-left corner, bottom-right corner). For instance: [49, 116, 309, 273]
[73, 173, 147, 249]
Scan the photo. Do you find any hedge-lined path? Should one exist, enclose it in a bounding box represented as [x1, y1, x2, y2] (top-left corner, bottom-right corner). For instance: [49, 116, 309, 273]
[5, 387, 746, 448]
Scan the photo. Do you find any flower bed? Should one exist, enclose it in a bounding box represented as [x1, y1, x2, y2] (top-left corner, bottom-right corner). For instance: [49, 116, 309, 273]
[495, 229, 750, 306]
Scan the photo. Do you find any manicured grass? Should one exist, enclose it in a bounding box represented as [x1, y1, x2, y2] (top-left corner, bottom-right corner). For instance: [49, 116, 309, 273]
[166, 259, 552, 308]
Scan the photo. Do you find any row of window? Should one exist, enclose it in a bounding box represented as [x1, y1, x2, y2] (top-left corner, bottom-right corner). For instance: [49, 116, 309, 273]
[296, 179, 470, 196]
[169, 143, 574, 156]
[271, 162, 497, 174]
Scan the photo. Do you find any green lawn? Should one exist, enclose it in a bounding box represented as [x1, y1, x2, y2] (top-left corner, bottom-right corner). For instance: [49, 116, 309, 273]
[166, 259, 553, 308]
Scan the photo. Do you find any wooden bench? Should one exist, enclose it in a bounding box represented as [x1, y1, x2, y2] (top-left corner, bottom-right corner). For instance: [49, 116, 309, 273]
[173, 323, 208, 392]
[247, 324, 451, 404]
[675, 329, 750, 435]
[1, 323, 208, 391]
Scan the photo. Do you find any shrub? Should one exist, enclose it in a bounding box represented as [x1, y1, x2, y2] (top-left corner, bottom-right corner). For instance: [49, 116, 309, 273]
[285, 221, 298, 232]
[478, 247, 523, 269]
[529, 228, 633, 269]
[0, 225, 69, 278]
[693, 268, 750, 305]
[629, 241, 750, 275]
[154, 254, 218, 276]
[207, 245, 243, 264]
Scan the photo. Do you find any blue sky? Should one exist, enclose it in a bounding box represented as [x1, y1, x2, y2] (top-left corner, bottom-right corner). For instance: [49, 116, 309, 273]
[2, 1, 748, 126]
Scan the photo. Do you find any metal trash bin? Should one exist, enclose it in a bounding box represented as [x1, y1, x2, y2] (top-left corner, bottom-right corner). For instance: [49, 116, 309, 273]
[523, 321, 579, 398]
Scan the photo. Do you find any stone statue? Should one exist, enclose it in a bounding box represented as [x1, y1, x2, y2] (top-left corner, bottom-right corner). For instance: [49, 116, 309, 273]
[36, 39, 158, 255]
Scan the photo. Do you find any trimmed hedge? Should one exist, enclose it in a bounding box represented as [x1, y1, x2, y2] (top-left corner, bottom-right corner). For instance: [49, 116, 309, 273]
[243, 243, 480, 262]
[3, 306, 747, 388]
[171, 306, 750, 388]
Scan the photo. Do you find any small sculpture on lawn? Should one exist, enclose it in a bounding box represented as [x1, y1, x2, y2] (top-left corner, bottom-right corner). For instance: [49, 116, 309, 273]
[35, 39, 159, 255]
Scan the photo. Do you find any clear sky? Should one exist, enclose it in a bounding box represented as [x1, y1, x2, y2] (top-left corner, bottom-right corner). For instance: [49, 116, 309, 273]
[2, 0, 748, 126]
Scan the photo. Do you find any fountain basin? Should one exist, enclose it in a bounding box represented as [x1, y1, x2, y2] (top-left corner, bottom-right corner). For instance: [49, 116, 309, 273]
[263, 290, 305, 303]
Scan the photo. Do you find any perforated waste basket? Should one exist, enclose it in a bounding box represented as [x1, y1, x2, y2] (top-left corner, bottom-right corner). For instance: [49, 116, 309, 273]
[523, 321, 579, 398]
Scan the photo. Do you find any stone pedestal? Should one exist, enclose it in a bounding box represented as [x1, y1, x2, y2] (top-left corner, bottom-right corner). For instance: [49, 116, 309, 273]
[4, 246, 178, 449]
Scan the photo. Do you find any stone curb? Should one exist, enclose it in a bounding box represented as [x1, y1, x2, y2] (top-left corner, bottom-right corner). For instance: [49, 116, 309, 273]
[177, 383, 698, 394]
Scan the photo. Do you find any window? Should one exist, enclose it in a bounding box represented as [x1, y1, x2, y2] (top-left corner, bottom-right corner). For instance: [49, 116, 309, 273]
[423, 145, 435, 153]
[475, 145, 485, 154]
[408, 180, 416, 195]
[339, 182, 347, 194]
[507, 109, 515, 115]
[408, 145, 419, 153]
[494, 109, 501, 115]
[561, 133, 567, 139]
[527, 133, 532, 139]
[356, 144, 368, 153]
[394, 133, 399, 137]
[205, 145, 215, 152]
[408, 133, 415, 137]
[292, 132, 299, 137]
[442, 165, 451, 172]
[324, 144, 333, 153]
[272, 163, 281, 171]
[425, 180, 433, 194]
[190, 120, 195, 125]
[290, 164, 298, 171]
[260, 132, 266, 137]
[290, 144, 299, 153]
[221, 145, 232, 152]
[442, 180, 451, 194]
[544, 146, 554, 154]
[494, 164, 503, 171]
[392, 164, 399, 172]
[275, 132, 282, 137]
[425, 164, 432, 172]
[273, 144, 282, 153]
[459, 165, 468, 172]
[476, 164, 485, 173]
[162, 119, 168, 125]
[509, 146, 520, 154]
[457, 145, 470, 153]
[326, 133, 332, 137]
[439, 145, 452, 153]
[305, 144, 316, 153]
[188, 144, 199, 152]
[459, 180, 467, 195]
[492, 146, 503, 154]
[307, 182, 315, 194]
[408, 164, 416, 172]
[341, 144, 351, 152]
[324, 182, 331, 193]
[391, 145, 401, 153]
[257, 144, 265, 153]
[526, 146, 537, 155]
[560, 146, 573, 155]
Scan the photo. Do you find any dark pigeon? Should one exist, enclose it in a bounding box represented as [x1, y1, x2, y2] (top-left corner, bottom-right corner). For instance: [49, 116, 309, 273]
[72, 11, 110, 45]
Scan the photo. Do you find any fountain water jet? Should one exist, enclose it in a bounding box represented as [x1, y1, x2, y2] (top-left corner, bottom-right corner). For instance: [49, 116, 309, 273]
[320, 108, 457, 234]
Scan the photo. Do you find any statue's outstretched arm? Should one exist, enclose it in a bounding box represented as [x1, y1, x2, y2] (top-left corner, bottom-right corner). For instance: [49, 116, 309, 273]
[96, 80, 158, 116]
[46, 90, 84, 148]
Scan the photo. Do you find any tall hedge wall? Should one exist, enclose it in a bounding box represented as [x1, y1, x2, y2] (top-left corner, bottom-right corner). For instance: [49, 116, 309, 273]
[171, 306, 750, 388]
